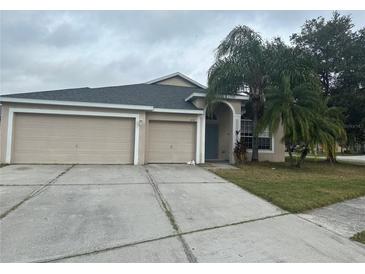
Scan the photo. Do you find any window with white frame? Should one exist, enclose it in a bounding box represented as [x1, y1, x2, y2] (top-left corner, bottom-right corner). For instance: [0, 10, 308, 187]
[241, 119, 272, 150]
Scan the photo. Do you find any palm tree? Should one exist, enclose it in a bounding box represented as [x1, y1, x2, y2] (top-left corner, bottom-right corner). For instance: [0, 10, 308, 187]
[309, 102, 347, 164]
[207, 25, 269, 161]
[259, 72, 346, 167]
[258, 73, 322, 166]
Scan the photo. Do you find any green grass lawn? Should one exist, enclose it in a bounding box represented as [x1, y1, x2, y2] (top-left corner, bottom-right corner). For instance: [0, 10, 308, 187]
[214, 160, 365, 213]
[351, 231, 365, 244]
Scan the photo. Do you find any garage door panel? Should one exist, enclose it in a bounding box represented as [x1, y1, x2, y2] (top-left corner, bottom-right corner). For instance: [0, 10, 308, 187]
[147, 121, 196, 163]
[12, 113, 134, 164]
[12, 152, 128, 165]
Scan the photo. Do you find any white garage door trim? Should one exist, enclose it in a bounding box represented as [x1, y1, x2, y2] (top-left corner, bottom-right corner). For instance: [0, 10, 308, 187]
[196, 115, 202, 163]
[6, 108, 140, 165]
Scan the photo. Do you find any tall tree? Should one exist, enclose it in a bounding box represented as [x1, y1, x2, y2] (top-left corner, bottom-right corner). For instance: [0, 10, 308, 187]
[291, 11, 365, 153]
[207, 25, 269, 161]
[258, 39, 346, 166]
[290, 11, 354, 96]
[332, 27, 365, 152]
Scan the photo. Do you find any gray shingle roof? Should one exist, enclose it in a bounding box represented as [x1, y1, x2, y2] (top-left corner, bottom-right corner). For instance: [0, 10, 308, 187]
[1, 84, 207, 110]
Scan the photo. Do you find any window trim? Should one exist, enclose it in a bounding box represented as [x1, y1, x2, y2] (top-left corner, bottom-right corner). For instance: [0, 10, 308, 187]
[241, 119, 275, 153]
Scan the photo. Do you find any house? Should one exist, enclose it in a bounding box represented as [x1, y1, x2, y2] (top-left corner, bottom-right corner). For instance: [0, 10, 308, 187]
[0, 72, 285, 165]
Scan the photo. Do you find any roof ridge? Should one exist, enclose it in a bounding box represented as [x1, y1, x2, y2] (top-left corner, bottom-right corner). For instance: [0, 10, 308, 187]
[1, 87, 90, 97]
[145, 72, 207, 89]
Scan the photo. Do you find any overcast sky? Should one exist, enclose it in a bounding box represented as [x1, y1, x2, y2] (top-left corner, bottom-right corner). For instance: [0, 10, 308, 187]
[1, 10, 364, 94]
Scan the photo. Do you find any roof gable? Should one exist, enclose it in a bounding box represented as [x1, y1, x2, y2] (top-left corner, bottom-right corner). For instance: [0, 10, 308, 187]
[146, 72, 206, 89]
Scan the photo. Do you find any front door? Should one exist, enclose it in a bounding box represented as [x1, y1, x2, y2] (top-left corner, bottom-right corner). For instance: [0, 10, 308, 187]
[205, 121, 219, 160]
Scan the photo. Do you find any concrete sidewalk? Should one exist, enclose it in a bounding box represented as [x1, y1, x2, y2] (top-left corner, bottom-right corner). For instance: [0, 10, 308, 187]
[1, 164, 364, 262]
[303, 154, 365, 165]
[337, 155, 365, 166]
[299, 196, 365, 238]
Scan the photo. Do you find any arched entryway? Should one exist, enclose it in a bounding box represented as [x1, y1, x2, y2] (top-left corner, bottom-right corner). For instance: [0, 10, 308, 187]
[205, 101, 235, 163]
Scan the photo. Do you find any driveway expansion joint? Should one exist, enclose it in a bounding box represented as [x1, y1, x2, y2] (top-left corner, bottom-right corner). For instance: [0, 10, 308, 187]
[157, 181, 228, 185]
[0, 184, 45, 186]
[34, 211, 290, 263]
[180, 212, 290, 236]
[33, 234, 178, 263]
[0, 165, 75, 220]
[51, 183, 150, 186]
[144, 166, 198, 263]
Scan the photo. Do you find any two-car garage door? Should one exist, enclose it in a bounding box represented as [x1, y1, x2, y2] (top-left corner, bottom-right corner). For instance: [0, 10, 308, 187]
[12, 113, 135, 164]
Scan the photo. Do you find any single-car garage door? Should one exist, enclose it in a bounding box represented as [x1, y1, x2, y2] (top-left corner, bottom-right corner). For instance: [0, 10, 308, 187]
[12, 113, 135, 164]
[147, 120, 196, 163]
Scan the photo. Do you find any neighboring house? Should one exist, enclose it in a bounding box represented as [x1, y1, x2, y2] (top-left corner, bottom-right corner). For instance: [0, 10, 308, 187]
[0, 72, 285, 165]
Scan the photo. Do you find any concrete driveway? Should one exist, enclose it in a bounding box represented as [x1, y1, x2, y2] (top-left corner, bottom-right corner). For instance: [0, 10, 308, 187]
[0, 164, 364, 263]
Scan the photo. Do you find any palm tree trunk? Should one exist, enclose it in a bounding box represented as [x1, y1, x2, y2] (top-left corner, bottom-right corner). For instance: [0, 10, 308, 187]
[296, 145, 309, 168]
[287, 143, 294, 166]
[326, 144, 337, 163]
[251, 97, 259, 162]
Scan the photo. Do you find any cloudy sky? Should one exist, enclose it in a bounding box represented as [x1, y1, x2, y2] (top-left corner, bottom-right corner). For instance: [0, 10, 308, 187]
[1, 10, 364, 94]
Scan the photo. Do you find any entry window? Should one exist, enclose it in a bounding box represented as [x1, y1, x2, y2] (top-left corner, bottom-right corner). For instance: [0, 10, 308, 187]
[241, 119, 272, 150]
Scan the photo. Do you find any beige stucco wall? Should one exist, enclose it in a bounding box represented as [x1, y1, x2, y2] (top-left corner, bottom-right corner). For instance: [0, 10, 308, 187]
[192, 97, 285, 163]
[146, 112, 198, 123]
[193, 98, 241, 163]
[155, 77, 197, 88]
[213, 103, 232, 161]
[191, 97, 241, 115]
[191, 97, 205, 109]
[226, 100, 241, 115]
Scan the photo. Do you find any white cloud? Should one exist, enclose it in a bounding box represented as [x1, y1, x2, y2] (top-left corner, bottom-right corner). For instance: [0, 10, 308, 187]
[1, 10, 364, 94]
